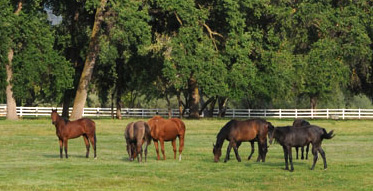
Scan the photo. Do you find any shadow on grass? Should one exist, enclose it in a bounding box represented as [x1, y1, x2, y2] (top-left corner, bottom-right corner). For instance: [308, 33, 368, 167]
[43, 154, 89, 159]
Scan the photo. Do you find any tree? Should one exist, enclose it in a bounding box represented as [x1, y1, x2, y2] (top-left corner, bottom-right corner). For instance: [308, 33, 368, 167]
[0, 0, 73, 119]
[70, 0, 108, 120]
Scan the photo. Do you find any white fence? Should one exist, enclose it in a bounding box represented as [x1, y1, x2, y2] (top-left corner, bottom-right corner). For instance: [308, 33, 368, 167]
[1, 106, 373, 119]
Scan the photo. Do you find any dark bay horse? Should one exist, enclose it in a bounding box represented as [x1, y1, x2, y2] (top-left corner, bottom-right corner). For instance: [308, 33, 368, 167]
[292, 119, 311, 160]
[213, 119, 274, 163]
[124, 121, 152, 162]
[51, 109, 96, 159]
[147, 115, 186, 161]
[269, 125, 334, 171]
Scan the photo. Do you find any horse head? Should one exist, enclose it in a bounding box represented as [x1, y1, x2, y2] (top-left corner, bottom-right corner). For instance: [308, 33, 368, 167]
[51, 109, 58, 125]
[267, 122, 275, 144]
[212, 143, 222, 162]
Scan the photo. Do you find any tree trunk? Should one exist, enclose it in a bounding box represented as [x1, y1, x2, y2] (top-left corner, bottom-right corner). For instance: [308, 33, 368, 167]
[5, 1, 23, 120]
[70, 0, 107, 120]
[165, 94, 172, 118]
[218, 97, 228, 118]
[116, 88, 122, 120]
[62, 90, 73, 118]
[6, 49, 18, 120]
[188, 76, 200, 119]
[176, 92, 183, 118]
[310, 96, 317, 110]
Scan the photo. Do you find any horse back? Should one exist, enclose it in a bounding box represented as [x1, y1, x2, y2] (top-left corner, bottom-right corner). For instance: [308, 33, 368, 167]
[229, 119, 265, 141]
[63, 118, 95, 139]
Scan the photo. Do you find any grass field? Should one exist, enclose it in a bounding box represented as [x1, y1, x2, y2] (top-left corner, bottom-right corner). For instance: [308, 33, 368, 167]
[0, 118, 372, 191]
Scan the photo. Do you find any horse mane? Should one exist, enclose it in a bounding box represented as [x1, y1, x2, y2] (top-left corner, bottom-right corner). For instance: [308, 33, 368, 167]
[215, 120, 235, 147]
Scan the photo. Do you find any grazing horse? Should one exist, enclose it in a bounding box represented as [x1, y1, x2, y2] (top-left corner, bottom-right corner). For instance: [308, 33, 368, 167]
[292, 119, 311, 160]
[213, 119, 274, 163]
[51, 109, 97, 159]
[147, 116, 186, 161]
[269, 125, 334, 171]
[124, 121, 152, 162]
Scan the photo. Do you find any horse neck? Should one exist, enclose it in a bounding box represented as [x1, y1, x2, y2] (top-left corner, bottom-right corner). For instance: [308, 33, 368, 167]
[215, 131, 226, 149]
[54, 114, 67, 131]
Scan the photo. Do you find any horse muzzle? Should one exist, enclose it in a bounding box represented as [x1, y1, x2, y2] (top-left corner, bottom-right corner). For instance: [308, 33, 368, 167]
[52, 121, 56, 125]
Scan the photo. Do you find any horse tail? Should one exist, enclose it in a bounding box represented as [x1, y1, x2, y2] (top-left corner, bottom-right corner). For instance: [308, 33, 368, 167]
[322, 128, 335, 139]
[144, 122, 152, 145]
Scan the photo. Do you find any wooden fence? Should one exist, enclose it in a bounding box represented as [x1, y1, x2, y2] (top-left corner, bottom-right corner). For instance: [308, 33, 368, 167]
[1, 105, 373, 119]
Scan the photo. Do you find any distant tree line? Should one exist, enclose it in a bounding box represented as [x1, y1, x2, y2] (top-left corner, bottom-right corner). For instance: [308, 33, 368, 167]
[1, 0, 372, 119]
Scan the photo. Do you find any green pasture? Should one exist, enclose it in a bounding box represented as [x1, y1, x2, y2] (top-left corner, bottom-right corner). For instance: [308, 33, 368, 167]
[0, 118, 372, 191]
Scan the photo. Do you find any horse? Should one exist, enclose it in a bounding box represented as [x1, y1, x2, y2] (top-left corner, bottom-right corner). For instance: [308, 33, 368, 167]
[292, 119, 311, 160]
[268, 125, 335, 171]
[147, 115, 186, 161]
[50, 109, 97, 159]
[124, 121, 152, 162]
[212, 119, 274, 163]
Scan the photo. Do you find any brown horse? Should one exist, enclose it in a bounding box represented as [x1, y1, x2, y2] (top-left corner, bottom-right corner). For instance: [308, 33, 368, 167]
[213, 119, 274, 163]
[124, 121, 152, 162]
[147, 115, 186, 161]
[51, 109, 96, 159]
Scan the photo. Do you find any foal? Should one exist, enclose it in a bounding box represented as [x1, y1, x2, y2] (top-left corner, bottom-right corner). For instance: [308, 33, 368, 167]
[124, 121, 152, 162]
[269, 125, 334, 171]
[292, 119, 311, 160]
[51, 109, 97, 159]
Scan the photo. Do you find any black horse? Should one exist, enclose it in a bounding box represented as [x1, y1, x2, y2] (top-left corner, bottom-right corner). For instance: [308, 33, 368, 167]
[292, 119, 311, 160]
[268, 125, 334, 171]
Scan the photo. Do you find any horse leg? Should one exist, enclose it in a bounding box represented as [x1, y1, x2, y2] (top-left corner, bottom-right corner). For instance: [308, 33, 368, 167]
[171, 139, 177, 160]
[144, 142, 149, 162]
[306, 143, 310, 160]
[295, 147, 299, 160]
[288, 146, 294, 171]
[318, 147, 327, 170]
[247, 141, 254, 160]
[231, 141, 241, 162]
[59, 139, 63, 159]
[126, 140, 133, 161]
[160, 139, 166, 160]
[153, 140, 160, 160]
[311, 145, 319, 170]
[88, 135, 97, 159]
[260, 140, 268, 162]
[137, 142, 142, 163]
[224, 142, 232, 163]
[256, 142, 262, 162]
[63, 139, 68, 158]
[178, 135, 184, 161]
[301, 146, 305, 160]
[282, 146, 289, 170]
[83, 135, 90, 158]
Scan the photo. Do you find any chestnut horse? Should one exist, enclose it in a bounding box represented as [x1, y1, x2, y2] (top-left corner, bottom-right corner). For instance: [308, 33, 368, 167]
[213, 119, 274, 163]
[124, 121, 152, 162]
[147, 116, 186, 161]
[292, 119, 311, 160]
[51, 109, 96, 159]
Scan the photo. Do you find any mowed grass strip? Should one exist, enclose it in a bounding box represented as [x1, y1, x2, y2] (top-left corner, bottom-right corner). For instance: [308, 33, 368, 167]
[0, 118, 372, 191]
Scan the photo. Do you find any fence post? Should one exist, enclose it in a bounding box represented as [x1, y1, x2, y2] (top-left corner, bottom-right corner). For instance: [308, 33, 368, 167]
[311, 109, 313, 119]
[342, 109, 345, 120]
[20, 107, 23, 117]
[359, 108, 361, 119]
[279, 109, 282, 119]
[327, 109, 329, 119]
[233, 109, 235, 118]
[248, 109, 251, 118]
[295, 109, 297, 119]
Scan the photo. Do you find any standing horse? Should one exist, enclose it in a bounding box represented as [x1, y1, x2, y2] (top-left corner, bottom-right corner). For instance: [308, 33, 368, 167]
[124, 121, 152, 162]
[268, 125, 334, 171]
[213, 119, 274, 163]
[51, 109, 97, 159]
[147, 115, 186, 161]
[292, 119, 311, 160]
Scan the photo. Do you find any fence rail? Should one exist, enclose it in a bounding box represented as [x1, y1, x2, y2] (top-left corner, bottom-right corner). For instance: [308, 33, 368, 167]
[1, 106, 373, 119]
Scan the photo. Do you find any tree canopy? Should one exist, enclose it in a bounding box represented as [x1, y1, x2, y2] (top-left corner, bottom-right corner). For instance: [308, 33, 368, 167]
[1, 0, 373, 118]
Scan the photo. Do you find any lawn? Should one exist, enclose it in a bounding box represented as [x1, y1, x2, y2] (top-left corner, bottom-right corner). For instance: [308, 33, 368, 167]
[0, 118, 372, 191]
